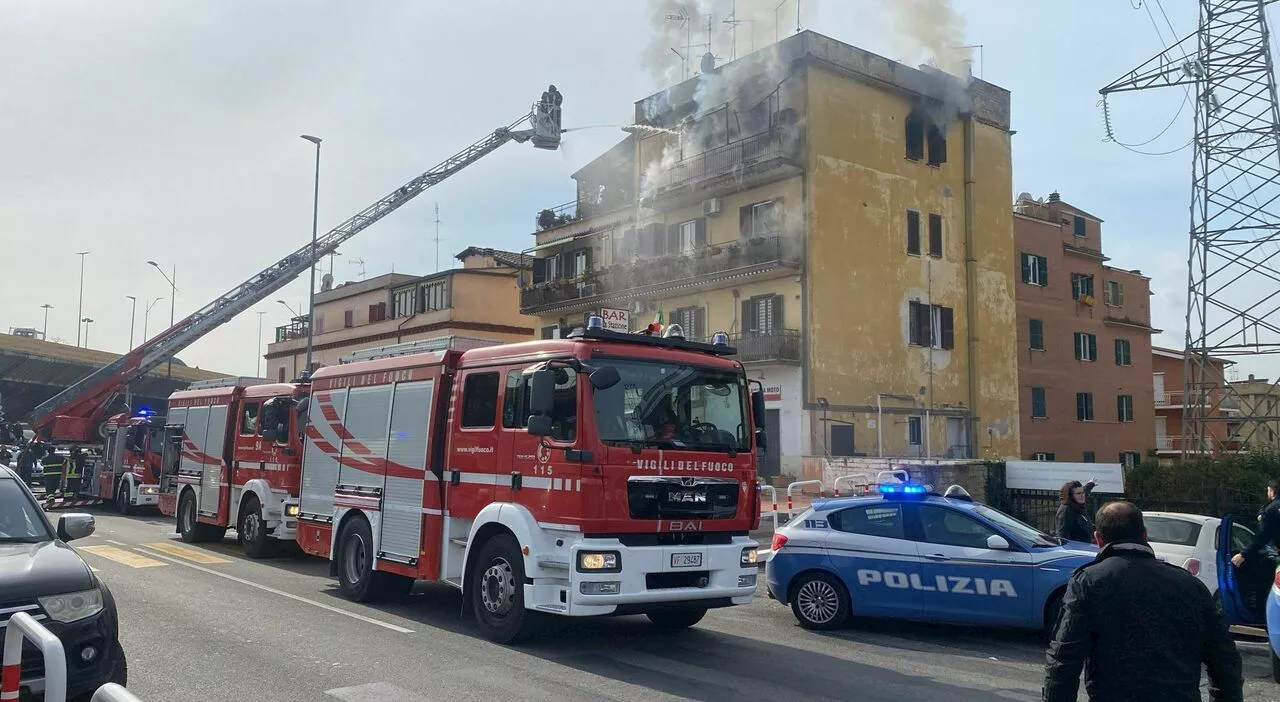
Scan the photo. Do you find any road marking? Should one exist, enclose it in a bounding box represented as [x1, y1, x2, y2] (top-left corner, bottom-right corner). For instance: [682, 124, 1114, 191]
[79, 545, 167, 569]
[325, 682, 432, 701]
[142, 541, 233, 564]
[133, 547, 414, 634]
[106, 539, 128, 546]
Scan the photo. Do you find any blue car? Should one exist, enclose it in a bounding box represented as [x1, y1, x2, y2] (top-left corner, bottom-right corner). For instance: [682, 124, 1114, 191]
[765, 482, 1097, 634]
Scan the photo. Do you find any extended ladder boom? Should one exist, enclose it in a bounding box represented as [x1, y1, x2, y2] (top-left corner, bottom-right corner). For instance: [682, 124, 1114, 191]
[32, 90, 563, 441]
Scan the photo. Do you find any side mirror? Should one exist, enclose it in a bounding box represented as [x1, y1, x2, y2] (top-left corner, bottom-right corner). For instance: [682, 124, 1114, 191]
[527, 414, 554, 437]
[986, 534, 1010, 550]
[589, 365, 621, 391]
[751, 390, 768, 451]
[57, 513, 96, 542]
[529, 369, 556, 416]
[261, 426, 276, 443]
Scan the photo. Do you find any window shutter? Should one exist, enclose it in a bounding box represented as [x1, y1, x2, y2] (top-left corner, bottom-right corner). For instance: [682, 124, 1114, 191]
[742, 299, 754, 333]
[1074, 216, 1086, 236]
[1037, 256, 1048, 285]
[582, 247, 593, 274]
[907, 211, 921, 255]
[909, 302, 920, 345]
[1073, 333, 1082, 360]
[771, 294, 784, 330]
[695, 218, 707, 247]
[739, 205, 752, 238]
[1117, 284, 1125, 306]
[939, 306, 954, 350]
[928, 214, 943, 257]
[532, 258, 547, 284]
[1020, 254, 1031, 283]
[666, 224, 680, 253]
[694, 307, 706, 338]
[1088, 334, 1097, 361]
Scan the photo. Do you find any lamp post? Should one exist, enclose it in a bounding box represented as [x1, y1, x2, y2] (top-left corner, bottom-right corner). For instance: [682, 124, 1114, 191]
[39, 304, 52, 341]
[126, 296, 138, 350]
[147, 261, 177, 378]
[142, 297, 164, 343]
[256, 310, 267, 377]
[300, 134, 322, 376]
[75, 251, 89, 347]
[81, 317, 94, 347]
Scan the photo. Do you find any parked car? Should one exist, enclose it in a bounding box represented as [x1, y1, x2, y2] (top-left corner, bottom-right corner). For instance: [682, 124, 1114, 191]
[1143, 511, 1256, 598]
[0, 465, 127, 699]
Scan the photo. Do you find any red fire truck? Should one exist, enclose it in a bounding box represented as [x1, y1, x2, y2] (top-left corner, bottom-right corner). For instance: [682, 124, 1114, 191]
[161, 318, 766, 642]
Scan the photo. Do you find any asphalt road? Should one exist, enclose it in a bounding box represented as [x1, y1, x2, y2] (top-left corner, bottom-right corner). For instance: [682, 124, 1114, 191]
[61, 511, 1280, 701]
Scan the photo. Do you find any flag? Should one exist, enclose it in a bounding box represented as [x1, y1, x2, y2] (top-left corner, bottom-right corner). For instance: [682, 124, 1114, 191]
[651, 307, 663, 333]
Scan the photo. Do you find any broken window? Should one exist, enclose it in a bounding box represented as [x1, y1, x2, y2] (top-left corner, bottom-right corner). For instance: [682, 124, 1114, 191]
[905, 114, 925, 161]
[740, 201, 779, 238]
[927, 126, 947, 166]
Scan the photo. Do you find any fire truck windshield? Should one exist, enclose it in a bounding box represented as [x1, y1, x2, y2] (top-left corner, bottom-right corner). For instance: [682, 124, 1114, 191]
[593, 358, 749, 453]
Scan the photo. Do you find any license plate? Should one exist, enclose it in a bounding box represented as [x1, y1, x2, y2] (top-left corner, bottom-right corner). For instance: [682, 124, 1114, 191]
[671, 552, 702, 568]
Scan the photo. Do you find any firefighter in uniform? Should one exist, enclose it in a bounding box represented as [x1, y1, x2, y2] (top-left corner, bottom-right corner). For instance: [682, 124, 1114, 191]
[65, 446, 84, 495]
[41, 448, 66, 495]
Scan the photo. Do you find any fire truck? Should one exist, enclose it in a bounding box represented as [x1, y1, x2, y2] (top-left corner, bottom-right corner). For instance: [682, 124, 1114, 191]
[22, 87, 563, 512]
[162, 319, 766, 642]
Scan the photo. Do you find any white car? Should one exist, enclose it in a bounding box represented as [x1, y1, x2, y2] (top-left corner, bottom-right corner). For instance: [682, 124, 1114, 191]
[1143, 511, 1256, 597]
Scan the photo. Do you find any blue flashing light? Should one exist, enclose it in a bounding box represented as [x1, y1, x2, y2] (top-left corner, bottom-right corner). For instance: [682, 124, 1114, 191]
[135, 407, 152, 417]
[712, 331, 729, 346]
[586, 314, 604, 331]
[878, 482, 927, 497]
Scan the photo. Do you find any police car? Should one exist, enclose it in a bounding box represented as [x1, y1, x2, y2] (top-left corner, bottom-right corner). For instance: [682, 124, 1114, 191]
[765, 479, 1098, 634]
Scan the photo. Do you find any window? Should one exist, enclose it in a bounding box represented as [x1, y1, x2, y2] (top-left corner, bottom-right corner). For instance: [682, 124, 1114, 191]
[1073, 215, 1086, 237]
[671, 306, 706, 339]
[1120, 451, 1141, 468]
[502, 371, 528, 429]
[594, 359, 749, 451]
[1033, 452, 1056, 461]
[908, 302, 954, 349]
[313, 315, 325, 335]
[0, 480, 52, 541]
[1083, 451, 1096, 463]
[392, 287, 417, 318]
[422, 280, 448, 310]
[343, 309, 354, 328]
[917, 505, 998, 549]
[278, 367, 286, 382]
[743, 294, 783, 334]
[928, 213, 943, 257]
[678, 220, 699, 254]
[1104, 280, 1125, 306]
[1115, 338, 1132, 366]
[1074, 332, 1097, 361]
[905, 114, 925, 161]
[906, 210, 921, 255]
[1117, 394, 1134, 422]
[460, 372, 500, 428]
[367, 302, 387, 323]
[540, 325, 559, 340]
[1021, 253, 1048, 286]
[240, 402, 259, 436]
[740, 201, 778, 238]
[1071, 273, 1095, 300]
[662, 219, 704, 253]
[1029, 319, 1045, 350]
[907, 416, 922, 445]
[926, 126, 948, 166]
[1076, 392, 1095, 421]
[1031, 387, 1047, 418]
[1144, 517, 1202, 547]
[829, 505, 905, 540]
[501, 369, 576, 440]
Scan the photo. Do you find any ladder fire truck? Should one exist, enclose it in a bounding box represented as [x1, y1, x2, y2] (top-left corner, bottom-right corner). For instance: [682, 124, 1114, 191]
[163, 317, 766, 643]
[24, 87, 563, 511]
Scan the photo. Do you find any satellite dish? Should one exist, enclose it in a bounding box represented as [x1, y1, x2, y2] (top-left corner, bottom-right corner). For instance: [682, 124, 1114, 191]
[321, 273, 334, 291]
[700, 52, 716, 74]
[1016, 192, 1034, 202]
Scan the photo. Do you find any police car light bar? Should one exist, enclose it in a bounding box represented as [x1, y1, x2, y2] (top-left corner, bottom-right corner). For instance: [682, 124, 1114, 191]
[878, 482, 928, 497]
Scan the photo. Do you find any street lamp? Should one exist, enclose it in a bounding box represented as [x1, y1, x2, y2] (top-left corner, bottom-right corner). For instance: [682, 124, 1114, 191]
[75, 251, 89, 347]
[300, 134, 322, 375]
[142, 297, 164, 343]
[277, 299, 301, 318]
[147, 260, 177, 378]
[39, 304, 52, 341]
[126, 295, 138, 350]
[81, 317, 94, 347]
[256, 310, 267, 377]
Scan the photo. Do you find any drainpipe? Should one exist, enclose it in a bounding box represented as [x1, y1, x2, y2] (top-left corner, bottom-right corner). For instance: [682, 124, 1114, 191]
[962, 113, 979, 458]
[876, 394, 884, 457]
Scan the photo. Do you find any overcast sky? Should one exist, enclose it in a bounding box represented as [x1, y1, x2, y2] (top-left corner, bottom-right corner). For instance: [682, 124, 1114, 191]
[2, 0, 1268, 380]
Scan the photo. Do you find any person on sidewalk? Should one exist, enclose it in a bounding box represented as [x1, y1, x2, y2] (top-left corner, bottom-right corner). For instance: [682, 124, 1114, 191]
[1054, 477, 1098, 543]
[1042, 501, 1242, 702]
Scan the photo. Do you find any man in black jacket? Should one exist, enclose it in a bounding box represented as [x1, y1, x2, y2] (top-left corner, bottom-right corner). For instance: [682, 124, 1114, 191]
[1043, 501, 1242, 702]
[1233, 479, 1280, 569]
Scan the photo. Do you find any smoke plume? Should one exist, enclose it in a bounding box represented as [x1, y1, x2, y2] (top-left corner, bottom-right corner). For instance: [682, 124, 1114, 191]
[885, 0, 971, 77]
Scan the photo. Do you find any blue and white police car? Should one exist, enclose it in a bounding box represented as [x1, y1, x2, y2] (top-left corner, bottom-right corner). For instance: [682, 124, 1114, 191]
[765, 480, 1098, 634]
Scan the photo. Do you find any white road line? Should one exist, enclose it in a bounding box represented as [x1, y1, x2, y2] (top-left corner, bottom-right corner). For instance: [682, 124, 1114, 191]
[133, 547, 414, 634]
[106, 539, 128, 546]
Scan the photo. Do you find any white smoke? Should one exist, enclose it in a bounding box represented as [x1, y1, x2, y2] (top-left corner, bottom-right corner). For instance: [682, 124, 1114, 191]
[884, 0, 971, 77]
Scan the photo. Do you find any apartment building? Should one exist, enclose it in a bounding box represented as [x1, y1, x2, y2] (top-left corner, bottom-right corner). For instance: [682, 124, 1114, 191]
[1013, 193, 1157, 466]
[518, 31, 1021, 477]
[1152, 346, 1242, 458]
[265, 247, 535, 379]
[1228, 374, 1280, 451]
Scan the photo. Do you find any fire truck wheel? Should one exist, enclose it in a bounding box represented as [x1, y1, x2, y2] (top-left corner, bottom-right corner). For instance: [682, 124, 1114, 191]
[471, 534, 538, 645]
[336, 516, 410, 602]
[645, 607, 707, 633]
[238, 496, 276, 559]
[116, 482, 133, 516]
[178, 491, 225, 543]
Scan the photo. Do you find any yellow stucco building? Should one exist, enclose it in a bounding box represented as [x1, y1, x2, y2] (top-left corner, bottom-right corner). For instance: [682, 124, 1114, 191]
[521, 31, 1020, 478]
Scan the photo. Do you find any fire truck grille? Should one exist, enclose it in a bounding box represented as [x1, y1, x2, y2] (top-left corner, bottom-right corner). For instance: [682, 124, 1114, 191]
[626, 477, 738, 521]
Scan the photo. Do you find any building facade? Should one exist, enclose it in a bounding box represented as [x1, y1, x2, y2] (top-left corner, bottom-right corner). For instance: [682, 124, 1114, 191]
[518, 31, 1021, 479]
[1152, 346, 1242, 458]
[265, 248, 535, 379]
[1013, 193, 1157, 465]
[1227, 375, 1280, 451]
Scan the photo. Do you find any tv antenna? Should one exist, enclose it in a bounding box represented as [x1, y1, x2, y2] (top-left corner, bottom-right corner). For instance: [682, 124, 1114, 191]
[349, 257, 366, 280]
[724, 0, 757, 61]
[666, 5, 712, 81]
[433, 202, 442, 273]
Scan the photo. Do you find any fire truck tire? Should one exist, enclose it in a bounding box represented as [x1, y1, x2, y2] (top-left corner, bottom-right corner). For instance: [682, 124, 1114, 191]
[336, 516, 411, 602]
[470, 534, 539, 645]
[178, 490, 225, 543]
[116, 481, 133, 516]
[645, 607, 707, 633]
[238, 496, 276, 559]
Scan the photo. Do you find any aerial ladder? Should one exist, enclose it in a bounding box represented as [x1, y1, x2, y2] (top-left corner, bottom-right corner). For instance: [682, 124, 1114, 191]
[30, 87, 564, 443]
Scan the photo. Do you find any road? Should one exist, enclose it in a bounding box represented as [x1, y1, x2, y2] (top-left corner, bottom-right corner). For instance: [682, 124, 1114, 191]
[65, 511, 1280, 701]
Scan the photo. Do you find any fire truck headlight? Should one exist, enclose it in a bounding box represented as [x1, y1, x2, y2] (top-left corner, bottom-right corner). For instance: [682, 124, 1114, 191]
[576, 551, 620, 573]
[285, 504, 300, 518]
[39, 588, 104, 623]
[141, 486, 158, 495]
[740, 547, 758, 566]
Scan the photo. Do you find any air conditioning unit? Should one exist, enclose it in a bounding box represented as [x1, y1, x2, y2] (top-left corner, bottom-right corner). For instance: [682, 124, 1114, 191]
[702, 198, 722, 216]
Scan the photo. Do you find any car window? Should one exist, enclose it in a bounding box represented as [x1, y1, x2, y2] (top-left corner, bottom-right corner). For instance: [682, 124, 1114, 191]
[1144, 517, 1202, 547]
[0, 479, 51, 541]
[828, 505, 905, 540]
[1231, 523, 1255, 553]
[917, 505, 998, 549]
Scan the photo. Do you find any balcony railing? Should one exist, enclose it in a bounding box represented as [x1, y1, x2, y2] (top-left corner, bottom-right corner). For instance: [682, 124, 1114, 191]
[1156, 435, 1245, 453]
[521, 235, 802, 312]
[274, 321, 310, 343]
[1155, 390, 1241, 411]
[535, 201, 578, 231]
[727, 330, 803, 364]
[650, 130, 797, 195]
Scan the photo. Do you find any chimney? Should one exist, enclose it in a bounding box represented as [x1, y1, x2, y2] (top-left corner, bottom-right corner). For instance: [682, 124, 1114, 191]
[1047, 191, 1061, 203]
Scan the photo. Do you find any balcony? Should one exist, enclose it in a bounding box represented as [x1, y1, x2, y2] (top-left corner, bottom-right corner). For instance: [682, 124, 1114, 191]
[1155, 435, 1245, 454]
[535, 201, 578, 232]
[521, 235, 802, 314]
[647, 130, 803, 208]
[727, 330, 803, 364]
[274, 319, 310, 343]
[1155, 390, 1241, 413]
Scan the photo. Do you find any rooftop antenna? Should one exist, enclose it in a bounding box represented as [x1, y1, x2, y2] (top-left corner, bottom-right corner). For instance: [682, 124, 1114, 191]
[349, 257, 366, 280]
[956, 44, 984, 79]
[432, 202, 442, 273]
[723, 0, 757, 60]
[667, 5, 692, 81]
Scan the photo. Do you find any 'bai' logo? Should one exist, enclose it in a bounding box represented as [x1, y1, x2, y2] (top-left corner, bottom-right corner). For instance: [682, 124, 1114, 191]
[856, 569, 1018, 597]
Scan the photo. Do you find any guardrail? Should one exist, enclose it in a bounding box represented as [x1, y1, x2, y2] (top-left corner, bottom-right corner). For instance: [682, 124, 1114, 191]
[757, 484, 779, 534]
[1, 611, 141, 702]
[785, 480, 824, 516]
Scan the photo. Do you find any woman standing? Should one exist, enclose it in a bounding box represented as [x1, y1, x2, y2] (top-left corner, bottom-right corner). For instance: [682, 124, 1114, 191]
[1056, 478, 1099, 543]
